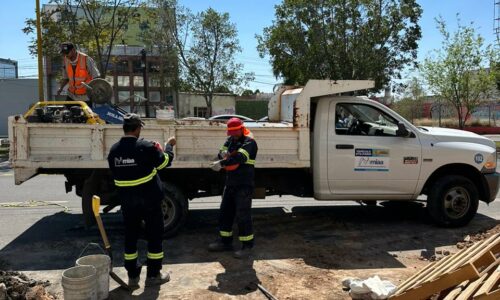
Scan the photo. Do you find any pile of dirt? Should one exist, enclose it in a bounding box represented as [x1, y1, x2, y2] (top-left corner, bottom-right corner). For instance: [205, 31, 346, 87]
[0, 271, 54, 300]
[456, 223, 500, 249]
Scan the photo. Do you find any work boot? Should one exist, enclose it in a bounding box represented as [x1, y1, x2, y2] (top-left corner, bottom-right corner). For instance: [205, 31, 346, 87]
[233, 247, 253, 259]
[145, 271, 170, 287]
[208, 240, 233, 252]
[128, 276, 140, 290]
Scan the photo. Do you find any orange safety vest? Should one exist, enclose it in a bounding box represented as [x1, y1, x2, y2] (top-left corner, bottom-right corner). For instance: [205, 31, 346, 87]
[65, 53, 92, 95]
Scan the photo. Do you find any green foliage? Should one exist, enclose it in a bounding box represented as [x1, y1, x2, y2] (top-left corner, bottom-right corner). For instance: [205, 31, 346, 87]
[158, 2, 250, 115]
[236, 100, 269, 119]
[256, 0, 422, 90]
[421, 17, 499, 128]
[392, 76, 425, 122]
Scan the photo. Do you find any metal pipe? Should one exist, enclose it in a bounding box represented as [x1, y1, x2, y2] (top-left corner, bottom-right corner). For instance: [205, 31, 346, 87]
[35, 0, 45, 102]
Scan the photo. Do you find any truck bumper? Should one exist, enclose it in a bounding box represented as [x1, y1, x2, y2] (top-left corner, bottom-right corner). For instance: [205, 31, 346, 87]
[484, 172, 500, 203]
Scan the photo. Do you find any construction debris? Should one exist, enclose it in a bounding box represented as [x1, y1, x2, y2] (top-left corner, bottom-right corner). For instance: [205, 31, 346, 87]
[0, 271, 54, 300]
[389, 233, 500, 300]
[343, 276, 397, 299]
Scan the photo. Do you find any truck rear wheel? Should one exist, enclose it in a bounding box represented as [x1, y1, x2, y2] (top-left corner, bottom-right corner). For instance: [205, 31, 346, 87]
[427, 175, 478, 227]
[161, 182, 188, 238]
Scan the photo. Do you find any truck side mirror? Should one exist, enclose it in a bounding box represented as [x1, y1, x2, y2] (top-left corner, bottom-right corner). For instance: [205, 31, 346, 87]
[396, 122, 409, 137]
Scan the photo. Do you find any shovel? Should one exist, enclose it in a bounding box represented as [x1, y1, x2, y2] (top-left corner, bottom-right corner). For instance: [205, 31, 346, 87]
[92, 195, 131, 291]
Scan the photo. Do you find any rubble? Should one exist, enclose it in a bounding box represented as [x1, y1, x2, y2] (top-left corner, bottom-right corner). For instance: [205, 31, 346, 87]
[0, 271, 54, 300]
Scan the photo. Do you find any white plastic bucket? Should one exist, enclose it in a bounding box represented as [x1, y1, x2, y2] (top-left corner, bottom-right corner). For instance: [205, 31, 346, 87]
[62, 265, 97, 300]
[76, 255, 111, 300]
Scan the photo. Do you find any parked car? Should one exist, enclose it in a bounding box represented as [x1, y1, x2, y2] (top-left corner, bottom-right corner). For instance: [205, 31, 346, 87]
[208, 114, 254, 122]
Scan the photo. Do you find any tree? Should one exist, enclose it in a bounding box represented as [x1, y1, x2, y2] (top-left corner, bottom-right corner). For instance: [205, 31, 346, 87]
[421, 17, 499, 129]
[23, 0, 142, 76]
[140, 0, 179, 109]
[256, 0, 422, 91]
[159, 1, 251, 116]
[392, 76, 425, 122]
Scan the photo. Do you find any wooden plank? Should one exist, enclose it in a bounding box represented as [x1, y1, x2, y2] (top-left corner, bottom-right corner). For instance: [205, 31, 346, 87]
[390, 264, 478, 300]
[394, 255, 454, 294]
[455, 273, 489, 300]
[473, 265, 500, 299]
[442, 280, 469, 300]
[430, 234, 498, 281]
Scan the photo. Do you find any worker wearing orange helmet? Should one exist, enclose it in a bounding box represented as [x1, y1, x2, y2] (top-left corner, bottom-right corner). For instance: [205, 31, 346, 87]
[209, 117, 258, 259]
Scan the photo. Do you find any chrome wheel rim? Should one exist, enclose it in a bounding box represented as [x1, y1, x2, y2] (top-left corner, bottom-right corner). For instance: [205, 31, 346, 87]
[443, 187, 470, 219]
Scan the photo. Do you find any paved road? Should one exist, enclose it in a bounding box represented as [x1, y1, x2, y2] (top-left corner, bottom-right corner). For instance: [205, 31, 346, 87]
[0, 169, 499, 251]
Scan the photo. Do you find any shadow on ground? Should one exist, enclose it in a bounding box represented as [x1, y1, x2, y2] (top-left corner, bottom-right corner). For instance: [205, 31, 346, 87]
[0, 201, 497, 274]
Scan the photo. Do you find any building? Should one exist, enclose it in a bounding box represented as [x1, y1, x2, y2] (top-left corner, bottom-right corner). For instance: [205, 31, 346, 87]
[177, 93, 236, 118]
[0, 79, 38, 136]
[0, 59, 18, 79]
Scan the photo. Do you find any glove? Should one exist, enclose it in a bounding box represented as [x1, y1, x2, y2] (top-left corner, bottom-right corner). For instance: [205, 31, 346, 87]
[152, 141, 163, 151]
[210, 160, 223, 172]
[220, 150, 229, 159]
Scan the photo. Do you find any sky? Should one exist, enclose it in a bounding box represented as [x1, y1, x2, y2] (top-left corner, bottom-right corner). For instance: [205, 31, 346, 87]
[0, 0, 498, 93]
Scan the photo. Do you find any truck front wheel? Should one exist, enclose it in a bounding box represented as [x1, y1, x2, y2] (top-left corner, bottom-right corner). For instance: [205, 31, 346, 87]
[427, 175, 478, 227]
[161, 182, 188, 238]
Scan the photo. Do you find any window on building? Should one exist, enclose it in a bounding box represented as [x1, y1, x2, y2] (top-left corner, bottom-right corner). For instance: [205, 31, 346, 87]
[133, 76, 144, 87]
[194, 107, 208, 118]
[115, 60, 129, 73]
[149, 91, 161, 103]
[132, 60, 143, 73]
[117, 76, 129, 87]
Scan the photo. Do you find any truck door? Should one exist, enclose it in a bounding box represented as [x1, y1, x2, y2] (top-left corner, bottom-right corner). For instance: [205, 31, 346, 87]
[328, 101, 422, 198]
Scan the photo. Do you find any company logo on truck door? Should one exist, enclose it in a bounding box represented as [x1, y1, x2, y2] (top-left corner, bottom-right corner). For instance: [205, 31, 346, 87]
[354, 148, 389, 171]
[114, 157, 137, 167]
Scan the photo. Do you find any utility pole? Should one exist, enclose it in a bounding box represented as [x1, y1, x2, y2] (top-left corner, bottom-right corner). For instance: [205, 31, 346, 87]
[141, 49, 150, 117]
[35, 0, 45, 101]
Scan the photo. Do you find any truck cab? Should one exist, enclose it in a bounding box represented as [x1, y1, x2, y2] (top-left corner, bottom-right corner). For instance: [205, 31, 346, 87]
[311, 95, 499, 227]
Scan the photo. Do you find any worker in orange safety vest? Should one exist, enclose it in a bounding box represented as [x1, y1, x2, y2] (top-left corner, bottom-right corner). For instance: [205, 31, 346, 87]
[56, 42, 100, 106]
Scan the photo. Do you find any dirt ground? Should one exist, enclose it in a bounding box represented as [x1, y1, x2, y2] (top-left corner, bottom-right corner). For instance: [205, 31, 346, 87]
[1, 201, 499, 299]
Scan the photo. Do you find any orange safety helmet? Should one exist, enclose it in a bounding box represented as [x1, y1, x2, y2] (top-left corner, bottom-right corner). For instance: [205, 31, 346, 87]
[225, 118, 243, 171]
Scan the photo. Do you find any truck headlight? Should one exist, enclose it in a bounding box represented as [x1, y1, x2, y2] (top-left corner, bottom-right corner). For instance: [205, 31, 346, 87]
[482, 152, 497, 173]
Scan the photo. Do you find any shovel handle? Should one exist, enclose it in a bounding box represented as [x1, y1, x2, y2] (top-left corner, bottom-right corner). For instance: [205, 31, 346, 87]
[92, 195, 101, 217]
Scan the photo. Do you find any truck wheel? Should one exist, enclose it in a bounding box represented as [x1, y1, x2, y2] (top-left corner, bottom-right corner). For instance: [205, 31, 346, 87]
[161, 182, 188, 238]
[427, 175, 478, 227]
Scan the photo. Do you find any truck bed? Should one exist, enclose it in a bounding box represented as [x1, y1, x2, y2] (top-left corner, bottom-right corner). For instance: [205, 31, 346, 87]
[8, 116, 310, 184]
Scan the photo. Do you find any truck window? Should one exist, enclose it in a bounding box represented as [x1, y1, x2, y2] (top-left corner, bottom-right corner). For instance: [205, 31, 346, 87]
[335, 103, 399, 136]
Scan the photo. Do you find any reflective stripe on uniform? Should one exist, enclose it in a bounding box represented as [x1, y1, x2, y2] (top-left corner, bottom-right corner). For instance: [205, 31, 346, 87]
[238, 148, 250, 160]
[237, 148, 255, 165]
[147, 252, 164, 260]
[114, 168, 157, 187]
[219, 231, 233, 237]
[124, 252, 138, 260]
[239, 234, 254, 242]
[156, 153, 169, 170]
[220, 145, 228, 151]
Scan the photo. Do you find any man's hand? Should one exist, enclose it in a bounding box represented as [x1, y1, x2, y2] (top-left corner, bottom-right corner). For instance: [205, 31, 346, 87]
[209, 160, 223, 172]
[152, 141, 163, 151]
[167, 136, 176, 146]
[56, 87, 63, 96]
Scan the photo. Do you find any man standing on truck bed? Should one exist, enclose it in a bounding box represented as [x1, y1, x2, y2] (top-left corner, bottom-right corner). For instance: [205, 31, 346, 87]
[107, 113, 176, 288]
[209, 117, 258, 259]
[56, 42, 100, 106]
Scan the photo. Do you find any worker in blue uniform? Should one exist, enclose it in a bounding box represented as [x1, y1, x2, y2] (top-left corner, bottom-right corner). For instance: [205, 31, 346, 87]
[107, 113, 176, 289]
